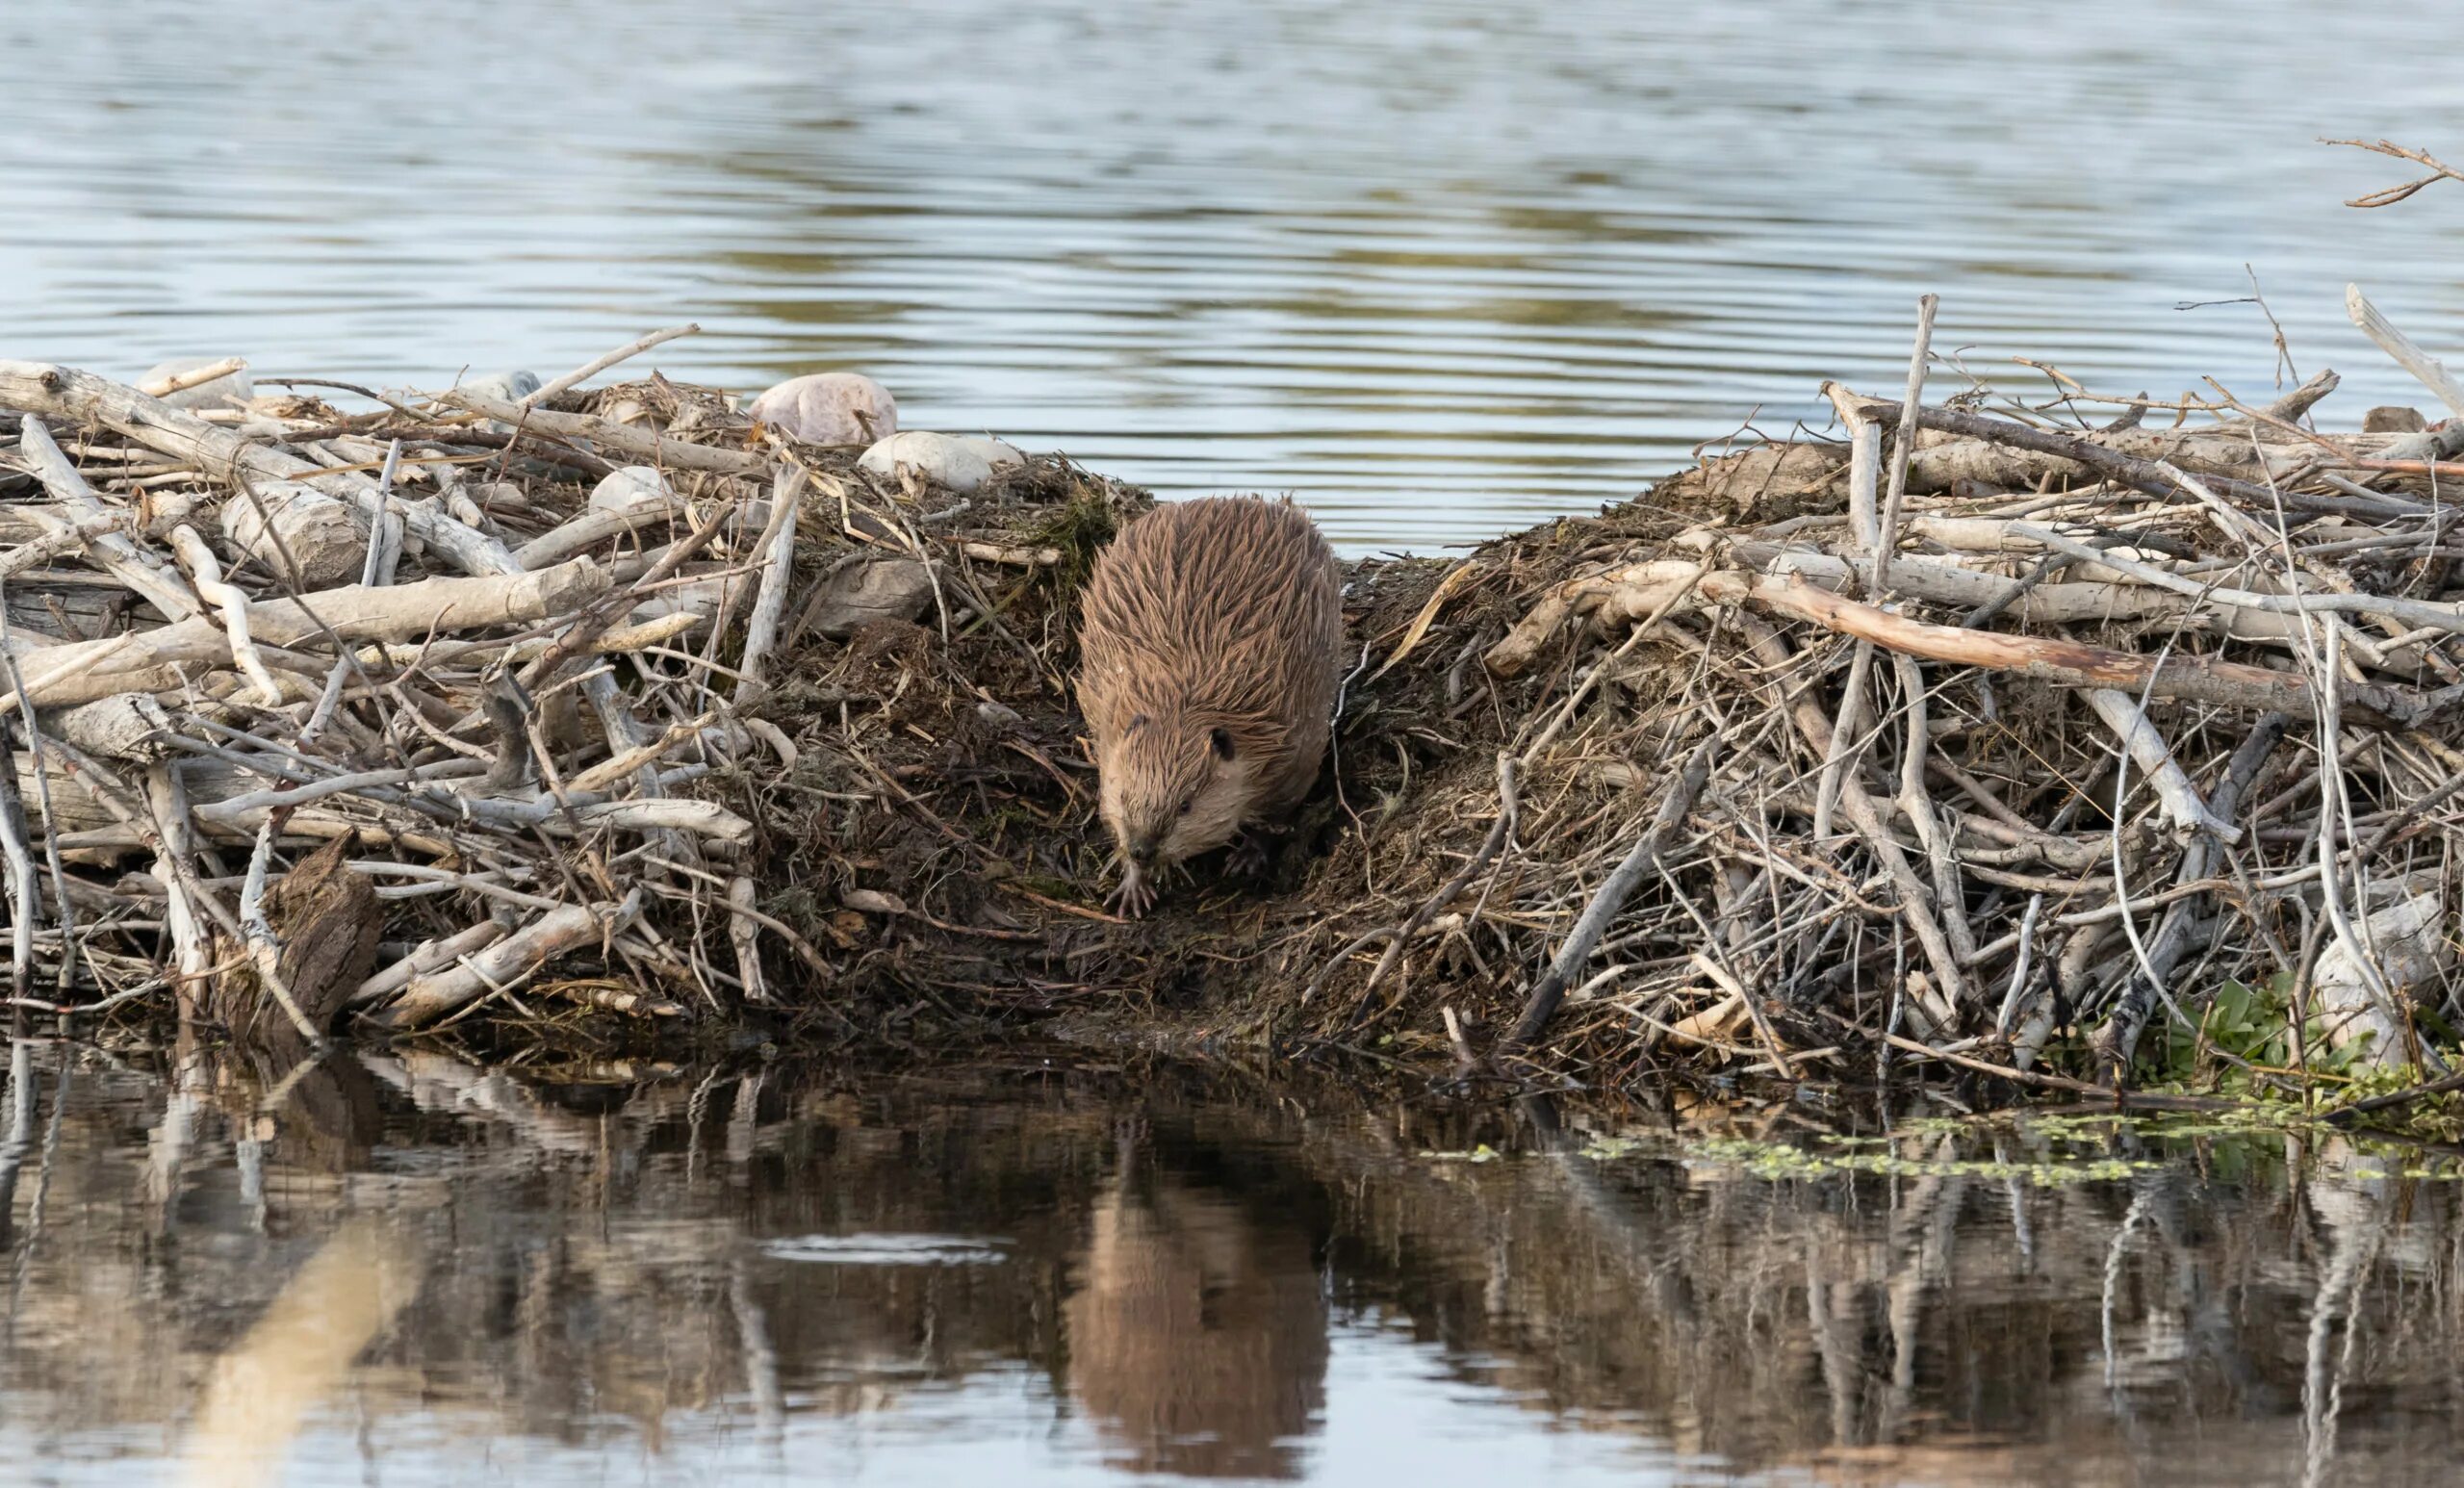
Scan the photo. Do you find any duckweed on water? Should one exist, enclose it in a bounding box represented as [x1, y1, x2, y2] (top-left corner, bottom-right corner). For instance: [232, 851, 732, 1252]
[1680, 1137, 2156, 1186]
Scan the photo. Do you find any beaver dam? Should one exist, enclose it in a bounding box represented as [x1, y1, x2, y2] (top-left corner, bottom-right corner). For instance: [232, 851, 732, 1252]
[9, 293, 2464, 1111]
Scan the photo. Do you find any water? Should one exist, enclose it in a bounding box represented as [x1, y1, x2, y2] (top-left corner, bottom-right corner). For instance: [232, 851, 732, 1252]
[0, 1043, 2457, 1486]
[9, 1, 2464, 551]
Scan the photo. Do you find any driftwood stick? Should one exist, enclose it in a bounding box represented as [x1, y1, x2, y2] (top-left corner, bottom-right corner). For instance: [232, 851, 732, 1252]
[1852, 398, 2286, 509]
[13, 416, 202, 621]
[137, 357, 246, 398]
[237, 820, 327, 1046]
[728, 877, 771, 1005]
[350, 919, 509, 1007]
[369, 889, 641, 1030]
[0, 559, 610, 712]
[0, 713, 35, 1008]
[2012, 522, 2464, 639]
[1502, 738, 1714, 1054]
[735, 466, 807, 702]
[167, 525, 283, 706]
[1732, 570, 2439, 731]
[0, 361, 518, 577]
[435, 389, 766, 476]
[521, 323, 701, 407]
[1872, 294, 1938, 593]
[144, 765, 211, 1018]
[2344, 283, 2464, 420]
[2085, 688, 2241, 841]
[1811, 405, 1884, 843]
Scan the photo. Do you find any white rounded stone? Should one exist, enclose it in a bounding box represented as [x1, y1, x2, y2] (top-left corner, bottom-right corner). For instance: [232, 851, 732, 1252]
[588, 466, 677, 512]
[858, 431, 996, 493]
[955, 434, 1027, 471]
[750, 372, 897, 446]
[460, 369, 541, 403]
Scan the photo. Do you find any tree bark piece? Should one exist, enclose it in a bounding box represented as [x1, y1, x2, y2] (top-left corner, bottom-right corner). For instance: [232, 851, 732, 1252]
[211, 835, 380, 1039]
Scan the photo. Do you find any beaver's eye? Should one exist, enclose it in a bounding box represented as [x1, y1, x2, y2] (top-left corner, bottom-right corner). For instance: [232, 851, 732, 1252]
[1176, 800, 1194, 817]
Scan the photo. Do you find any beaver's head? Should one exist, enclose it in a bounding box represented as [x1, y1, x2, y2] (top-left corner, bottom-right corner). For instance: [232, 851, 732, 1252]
[1099, 709, 1258, 895]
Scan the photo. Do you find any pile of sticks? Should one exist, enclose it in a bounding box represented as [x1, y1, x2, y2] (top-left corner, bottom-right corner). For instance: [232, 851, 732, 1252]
[1342, 284, 2464, 1088]
[0, 331, 831, 1043]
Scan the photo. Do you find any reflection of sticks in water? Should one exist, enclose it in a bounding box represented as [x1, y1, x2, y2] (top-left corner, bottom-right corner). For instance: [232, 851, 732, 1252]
[9, 1051, 71, 1322]
[178, 1219, 424, 1488]
[729, 1260, 786, 1450]
[0, 1041, 37, 1251]
[2302, 1184, 2389, 1488]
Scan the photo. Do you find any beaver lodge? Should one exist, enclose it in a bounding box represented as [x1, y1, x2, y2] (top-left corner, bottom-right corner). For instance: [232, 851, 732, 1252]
[10, 290, 2464, 1111]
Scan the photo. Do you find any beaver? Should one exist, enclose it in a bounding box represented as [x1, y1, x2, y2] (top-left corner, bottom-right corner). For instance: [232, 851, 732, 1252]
[1077, 496, 1344, 916]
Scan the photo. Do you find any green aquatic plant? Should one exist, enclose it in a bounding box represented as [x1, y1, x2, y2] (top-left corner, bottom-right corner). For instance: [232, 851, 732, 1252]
[2159, 973, 2371, 1090]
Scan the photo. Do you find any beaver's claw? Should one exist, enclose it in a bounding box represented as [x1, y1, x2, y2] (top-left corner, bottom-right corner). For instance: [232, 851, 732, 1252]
[1107, 863, 1156, 919]
[1224, 830, 1279, 880]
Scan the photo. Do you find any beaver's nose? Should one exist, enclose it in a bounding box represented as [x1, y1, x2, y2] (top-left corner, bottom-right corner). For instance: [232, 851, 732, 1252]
[1129, 838, 1162, 867]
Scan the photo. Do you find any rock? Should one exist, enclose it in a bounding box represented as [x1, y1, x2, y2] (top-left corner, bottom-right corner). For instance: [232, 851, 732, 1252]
[139, 357, 254, 410]
[458, 371, 544, 433]
[750, 372, 897, 446]
[589, 466, 676, 512]
[805, 558, 937, 640]
[460, 370, 542, 403]
[220, 484, 368, 588]
[859, 430, 996, 493]
[2364, 405, 2428, 433]
[957, 434, 1028, 471]
[841, 887, 909, 916]
[2314, 872, 2454, 1067]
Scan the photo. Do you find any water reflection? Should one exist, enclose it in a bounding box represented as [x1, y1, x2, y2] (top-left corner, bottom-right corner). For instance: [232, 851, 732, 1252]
[0, 1047, 2461, 1484]
[1067, 1144, 1327, 1476]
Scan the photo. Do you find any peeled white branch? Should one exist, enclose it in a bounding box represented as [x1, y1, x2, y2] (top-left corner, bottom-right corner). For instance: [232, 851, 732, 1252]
[168, 524, 283, 706]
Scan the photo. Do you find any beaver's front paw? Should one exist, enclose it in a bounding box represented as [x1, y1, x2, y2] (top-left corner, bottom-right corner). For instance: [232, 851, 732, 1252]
[1106, 864, 1156, 919]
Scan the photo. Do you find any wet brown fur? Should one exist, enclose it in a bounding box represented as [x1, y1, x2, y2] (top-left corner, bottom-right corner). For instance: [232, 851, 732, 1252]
[1077, 496, 1344, 912]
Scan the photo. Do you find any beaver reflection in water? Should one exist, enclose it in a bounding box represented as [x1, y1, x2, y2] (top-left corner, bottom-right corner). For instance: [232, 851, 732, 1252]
[1075, 496, 1344, 916]
[1064, 1171, 1329, 1476]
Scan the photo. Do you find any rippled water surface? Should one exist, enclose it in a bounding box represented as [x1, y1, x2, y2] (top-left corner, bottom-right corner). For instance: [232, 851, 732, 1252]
[8, 1, 2464, 549]
[1, 1047, 2459, 1486]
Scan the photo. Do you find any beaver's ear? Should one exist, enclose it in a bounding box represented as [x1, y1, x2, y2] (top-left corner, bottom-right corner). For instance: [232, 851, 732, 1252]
[1209, 727, 1236, 760]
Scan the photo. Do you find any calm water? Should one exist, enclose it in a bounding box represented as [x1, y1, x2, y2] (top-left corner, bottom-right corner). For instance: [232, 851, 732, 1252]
[9, 1, 2464, 550]
[0, 1043, 2457, 1486]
